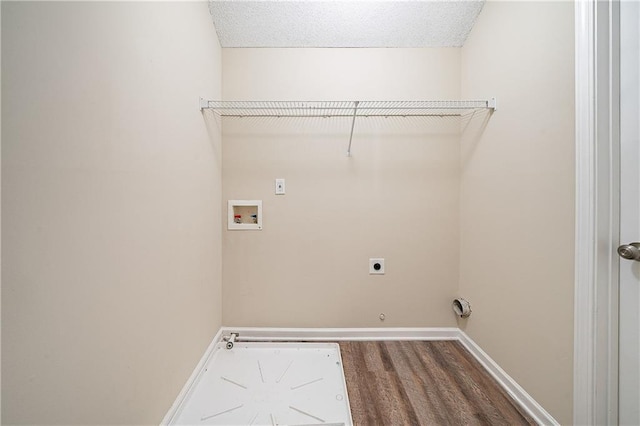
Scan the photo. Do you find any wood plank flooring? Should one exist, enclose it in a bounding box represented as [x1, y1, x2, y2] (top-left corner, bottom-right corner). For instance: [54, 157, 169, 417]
[339, 341, 536, 426]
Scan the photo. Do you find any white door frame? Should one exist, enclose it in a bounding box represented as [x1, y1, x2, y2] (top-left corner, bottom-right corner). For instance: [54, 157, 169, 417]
[574, 0, 620, 424]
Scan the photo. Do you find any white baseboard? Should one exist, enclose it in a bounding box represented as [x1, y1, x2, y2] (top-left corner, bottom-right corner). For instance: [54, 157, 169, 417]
[457, 330, 559, 426]
[160, 327, 225, 426]
[161, 327, 558, 426]
[219, 326, 460, 341]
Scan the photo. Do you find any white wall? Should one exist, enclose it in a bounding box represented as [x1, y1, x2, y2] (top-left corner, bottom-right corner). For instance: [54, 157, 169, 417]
[1, 2, 222, 424]
[222, 4, 575, 420]
[459, 2, 575, 424]
[222, 48, 463, 327]
[1, 2, 576, 423]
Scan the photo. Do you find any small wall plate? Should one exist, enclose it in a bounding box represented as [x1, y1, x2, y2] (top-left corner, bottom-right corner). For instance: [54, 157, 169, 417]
[369, 258, 385, 275]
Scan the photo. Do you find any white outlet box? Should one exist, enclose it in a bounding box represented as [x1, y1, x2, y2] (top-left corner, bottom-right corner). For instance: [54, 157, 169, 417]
[275, 178, 285, 195]
[369, 258, 385, 274]
[228, 200, 262, 230]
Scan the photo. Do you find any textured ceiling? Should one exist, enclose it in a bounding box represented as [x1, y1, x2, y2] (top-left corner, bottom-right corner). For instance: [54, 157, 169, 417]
[209, 1, 485, 48]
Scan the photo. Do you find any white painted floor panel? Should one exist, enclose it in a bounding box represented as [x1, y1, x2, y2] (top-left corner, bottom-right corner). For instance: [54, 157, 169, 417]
[172, 342, 352, 426]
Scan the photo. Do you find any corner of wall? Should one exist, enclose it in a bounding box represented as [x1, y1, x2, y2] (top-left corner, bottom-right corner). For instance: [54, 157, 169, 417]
[459, 2, 575, 424]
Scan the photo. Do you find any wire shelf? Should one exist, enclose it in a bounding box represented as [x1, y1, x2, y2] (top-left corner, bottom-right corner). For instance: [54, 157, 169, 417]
[200, 99, 496, 117]
[199, 98, 496, 156]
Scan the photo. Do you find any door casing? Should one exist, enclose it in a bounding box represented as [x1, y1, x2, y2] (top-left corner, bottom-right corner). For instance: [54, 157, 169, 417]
[574, 1, 621, 424]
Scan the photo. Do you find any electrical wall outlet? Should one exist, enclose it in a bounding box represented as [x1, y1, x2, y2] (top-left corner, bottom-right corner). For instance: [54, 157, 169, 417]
[275, 178, 285, 195]
[369, 258, 385, 274]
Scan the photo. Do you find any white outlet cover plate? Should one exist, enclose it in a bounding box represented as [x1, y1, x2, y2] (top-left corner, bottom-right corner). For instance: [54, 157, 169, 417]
[369, 258, 385, 274]
[275, 178, 285, 195]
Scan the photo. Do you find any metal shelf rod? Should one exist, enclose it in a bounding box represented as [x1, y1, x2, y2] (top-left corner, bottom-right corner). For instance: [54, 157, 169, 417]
[347, 101, 359, 157]
[211, 114, 464, 118]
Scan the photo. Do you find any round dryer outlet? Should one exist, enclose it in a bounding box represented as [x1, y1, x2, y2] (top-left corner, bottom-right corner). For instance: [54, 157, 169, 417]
[369, 258, 385, 275]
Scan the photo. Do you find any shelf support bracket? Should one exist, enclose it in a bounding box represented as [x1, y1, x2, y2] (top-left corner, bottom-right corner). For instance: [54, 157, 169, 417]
[488, 97, 497, 111]
[346, 101, 359, 157]
[199, 97, 210, 111]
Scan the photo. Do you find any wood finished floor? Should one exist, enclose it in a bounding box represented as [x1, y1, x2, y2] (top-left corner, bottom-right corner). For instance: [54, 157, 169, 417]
[339, 341, 536, 426]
